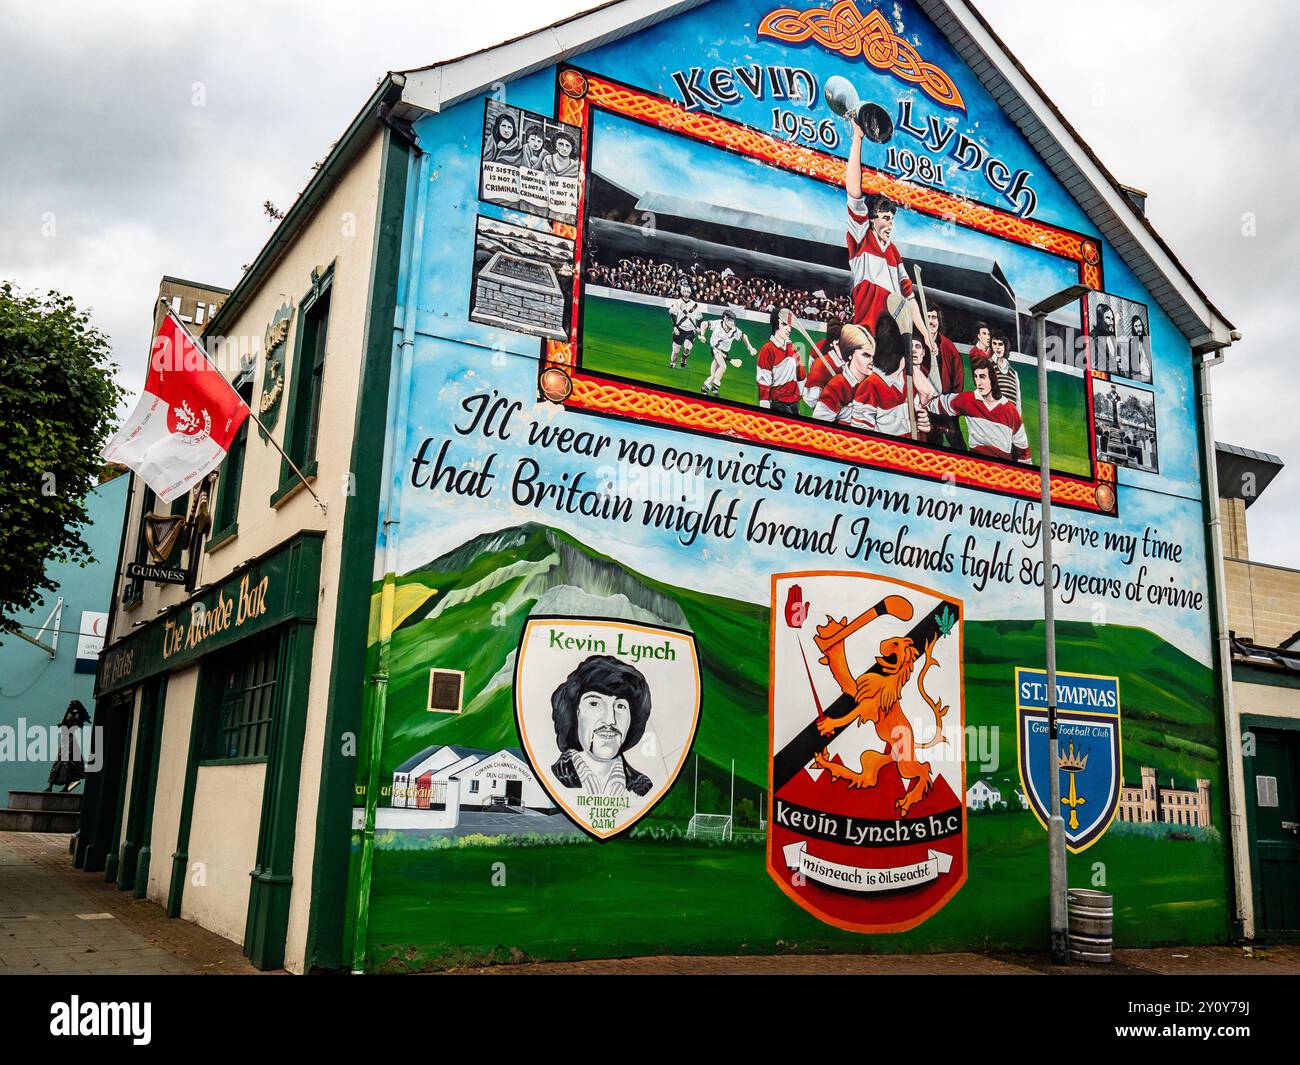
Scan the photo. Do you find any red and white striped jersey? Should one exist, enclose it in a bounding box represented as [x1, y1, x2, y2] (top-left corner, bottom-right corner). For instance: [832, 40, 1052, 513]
[928, 391, 1031, 461]
[856, 366, 912, 436]
[805, 342, 845, 408]
[811, 363, 867, 424]
[756, 340, 805, 407]
[847, 196, 913, 331]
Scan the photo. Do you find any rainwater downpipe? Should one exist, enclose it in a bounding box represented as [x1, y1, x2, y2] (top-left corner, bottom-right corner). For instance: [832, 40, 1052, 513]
[351, 143, 431, 973]
[1197, 336, 1252, 939]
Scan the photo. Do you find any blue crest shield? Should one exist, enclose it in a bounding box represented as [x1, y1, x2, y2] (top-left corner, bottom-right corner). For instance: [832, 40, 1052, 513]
[1016, 669, 1122, 854]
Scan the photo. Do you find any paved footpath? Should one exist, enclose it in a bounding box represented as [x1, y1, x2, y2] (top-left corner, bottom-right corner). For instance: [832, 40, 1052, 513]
[3, 832, 1297, 976]
[0, 832, 276, 975]
[447, 945, 1300, 975]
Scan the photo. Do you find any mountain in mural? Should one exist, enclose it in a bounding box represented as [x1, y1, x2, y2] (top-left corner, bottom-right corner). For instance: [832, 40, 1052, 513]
[370, 522, 1220, 810]
[373, 522, 769, 790]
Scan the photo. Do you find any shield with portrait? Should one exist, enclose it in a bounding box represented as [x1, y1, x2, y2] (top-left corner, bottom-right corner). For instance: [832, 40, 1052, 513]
[513, 615, 702, 840]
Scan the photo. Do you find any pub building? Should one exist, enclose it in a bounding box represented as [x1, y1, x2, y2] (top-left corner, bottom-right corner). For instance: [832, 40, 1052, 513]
[78, 0, 1263, 973]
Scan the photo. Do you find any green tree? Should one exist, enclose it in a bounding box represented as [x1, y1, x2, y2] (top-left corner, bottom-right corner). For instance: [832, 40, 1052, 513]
[656, 778, 694, 823]
[734, 797, 758, 828]
[0, 284, 125, 636]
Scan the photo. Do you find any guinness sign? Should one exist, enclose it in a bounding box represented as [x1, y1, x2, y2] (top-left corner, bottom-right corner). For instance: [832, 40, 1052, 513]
[126, 561, 188, 585]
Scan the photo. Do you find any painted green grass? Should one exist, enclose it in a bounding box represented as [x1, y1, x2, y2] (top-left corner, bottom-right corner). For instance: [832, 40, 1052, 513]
[581, 294, 1091, 475]
[964, 618, 1220, 789]
[356, 524, 1228, 968]
[1013, 358, 1091, 477]
[363, 815, 1226, 970]
[582, 293, 786, 408]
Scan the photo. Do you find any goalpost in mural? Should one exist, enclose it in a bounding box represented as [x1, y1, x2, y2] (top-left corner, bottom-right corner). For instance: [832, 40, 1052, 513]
[687, 814, 734, 841]
[686, 755, 735, 841]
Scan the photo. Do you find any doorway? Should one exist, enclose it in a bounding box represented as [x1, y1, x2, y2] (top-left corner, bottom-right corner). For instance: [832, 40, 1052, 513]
[1246, 720, 1300, 938]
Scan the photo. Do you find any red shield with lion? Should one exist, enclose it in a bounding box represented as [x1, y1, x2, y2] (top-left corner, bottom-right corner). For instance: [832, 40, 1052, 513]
[768, 571, 966, 933]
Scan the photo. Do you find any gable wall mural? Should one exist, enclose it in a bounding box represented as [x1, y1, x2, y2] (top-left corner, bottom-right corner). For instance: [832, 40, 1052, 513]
[345, 0, 1227, 970]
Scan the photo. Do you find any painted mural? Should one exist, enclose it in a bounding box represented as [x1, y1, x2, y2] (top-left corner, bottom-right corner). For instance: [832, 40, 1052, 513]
[348, 0, 1225, 970]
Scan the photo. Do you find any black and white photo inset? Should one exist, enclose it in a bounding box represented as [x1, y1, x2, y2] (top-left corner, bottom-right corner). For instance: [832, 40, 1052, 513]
[1086, 291, 1153, 384]
[479, 100, 581, 225]
[469, 216, 575, 341]
[1093, 377, 1158, 474]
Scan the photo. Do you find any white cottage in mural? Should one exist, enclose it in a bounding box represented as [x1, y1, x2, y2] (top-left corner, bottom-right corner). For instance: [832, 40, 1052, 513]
[390, 744, 555, 828]
[965, 780, 1005, 811]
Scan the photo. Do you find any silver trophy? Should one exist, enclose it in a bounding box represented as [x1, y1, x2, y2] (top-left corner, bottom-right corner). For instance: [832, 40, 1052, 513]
[824, 75, 893, 144]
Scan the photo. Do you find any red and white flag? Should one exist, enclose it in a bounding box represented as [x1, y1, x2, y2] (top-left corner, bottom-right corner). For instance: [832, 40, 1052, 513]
[101, 310, 250, 503]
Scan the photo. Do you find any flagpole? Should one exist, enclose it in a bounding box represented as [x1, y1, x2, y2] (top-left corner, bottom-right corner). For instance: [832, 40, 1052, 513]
[246, 406, 328, 516]
[161, 301, 327, 515]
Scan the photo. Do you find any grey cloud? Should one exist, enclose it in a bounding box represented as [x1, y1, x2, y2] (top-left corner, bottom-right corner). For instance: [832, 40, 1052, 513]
[2, 0, 1294, 561]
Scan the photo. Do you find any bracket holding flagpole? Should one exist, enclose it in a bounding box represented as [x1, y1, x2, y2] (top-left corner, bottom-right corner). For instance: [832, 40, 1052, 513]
[12, 597, 63, 658]
[161, 299, 327, 516]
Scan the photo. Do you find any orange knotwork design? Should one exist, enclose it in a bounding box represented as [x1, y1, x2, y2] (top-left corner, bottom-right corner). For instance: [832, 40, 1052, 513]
[566, 378, 1107, 510]
[759, 2, 965, 112]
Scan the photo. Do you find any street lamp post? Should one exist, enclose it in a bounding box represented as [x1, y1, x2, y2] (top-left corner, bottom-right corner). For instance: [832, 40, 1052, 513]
[1028, 283, 1089, 965]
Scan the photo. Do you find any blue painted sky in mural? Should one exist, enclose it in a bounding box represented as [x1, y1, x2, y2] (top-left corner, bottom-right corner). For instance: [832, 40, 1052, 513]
[589, 106, 1081, 312]
[400, 0, 1207, 517]
[578, 0, 1096, 232]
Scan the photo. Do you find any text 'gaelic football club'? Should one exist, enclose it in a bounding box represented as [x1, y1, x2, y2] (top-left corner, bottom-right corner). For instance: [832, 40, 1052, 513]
[1016, 668, 1122, 853]
[514, 616, 701, 840]
[768, 572, 966, 932]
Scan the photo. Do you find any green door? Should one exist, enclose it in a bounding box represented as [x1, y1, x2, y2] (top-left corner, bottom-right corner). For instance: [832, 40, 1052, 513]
[1251, 727, 1300, 936]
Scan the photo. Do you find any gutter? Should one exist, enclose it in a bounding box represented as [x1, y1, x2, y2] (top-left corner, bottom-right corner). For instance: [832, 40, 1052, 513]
[1197, 341, 1252, 939]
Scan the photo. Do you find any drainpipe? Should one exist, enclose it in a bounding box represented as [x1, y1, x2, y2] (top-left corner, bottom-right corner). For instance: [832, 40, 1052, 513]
[350, 143, 431, 974]
[1197, 336, 1251, 940]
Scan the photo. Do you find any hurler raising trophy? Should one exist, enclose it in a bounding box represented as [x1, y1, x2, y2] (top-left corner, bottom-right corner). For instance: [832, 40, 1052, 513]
[827, 75, 935, 361]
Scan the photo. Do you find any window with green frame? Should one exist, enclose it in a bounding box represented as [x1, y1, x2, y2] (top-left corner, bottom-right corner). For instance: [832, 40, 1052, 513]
[203, 631, 279, 761]
[210, 378, 254, 541]
[275, 265, 333, 500]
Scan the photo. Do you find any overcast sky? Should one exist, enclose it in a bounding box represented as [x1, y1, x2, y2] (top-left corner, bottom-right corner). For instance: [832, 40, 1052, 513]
[2, 0, 1296, 563]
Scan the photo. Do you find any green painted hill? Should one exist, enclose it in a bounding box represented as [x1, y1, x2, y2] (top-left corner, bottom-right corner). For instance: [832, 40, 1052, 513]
[367, 523, 1219, 804]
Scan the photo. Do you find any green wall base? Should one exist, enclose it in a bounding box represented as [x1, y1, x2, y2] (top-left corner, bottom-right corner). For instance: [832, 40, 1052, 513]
[116, 841, 139, 891]
[133, 847, 152, 900]
[244, 871, 293, 971]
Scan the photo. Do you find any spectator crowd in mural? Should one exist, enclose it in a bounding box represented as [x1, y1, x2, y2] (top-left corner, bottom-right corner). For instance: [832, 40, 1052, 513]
[585, 256, 853, 323]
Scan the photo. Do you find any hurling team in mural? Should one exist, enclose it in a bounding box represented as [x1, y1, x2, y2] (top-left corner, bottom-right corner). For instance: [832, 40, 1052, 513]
[352, 0, 1224, 967]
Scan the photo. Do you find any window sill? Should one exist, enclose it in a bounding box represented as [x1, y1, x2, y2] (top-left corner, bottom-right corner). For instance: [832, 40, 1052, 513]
[206, 524, 238, 554]
[198, 756, 269, 767]
[270, 460, 318, 509]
